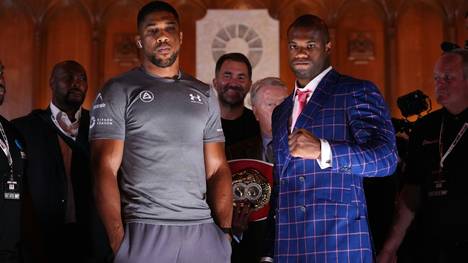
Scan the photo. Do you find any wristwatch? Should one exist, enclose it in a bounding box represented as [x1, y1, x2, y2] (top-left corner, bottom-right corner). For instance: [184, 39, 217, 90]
[220, 227, 233, 239]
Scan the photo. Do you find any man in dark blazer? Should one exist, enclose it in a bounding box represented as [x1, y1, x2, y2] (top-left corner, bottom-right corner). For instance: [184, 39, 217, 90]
[262, 15, 398, 262]
[13, 61, 110, 263]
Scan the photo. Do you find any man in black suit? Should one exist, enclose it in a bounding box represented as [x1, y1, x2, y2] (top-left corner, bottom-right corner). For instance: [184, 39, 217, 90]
[13, 60, 110, 263]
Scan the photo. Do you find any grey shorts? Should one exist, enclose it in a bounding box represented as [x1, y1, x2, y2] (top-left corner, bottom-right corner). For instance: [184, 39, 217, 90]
[114, 222, 231, 263]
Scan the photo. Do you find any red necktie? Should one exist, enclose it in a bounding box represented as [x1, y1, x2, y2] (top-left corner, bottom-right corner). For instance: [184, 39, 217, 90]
[292, 89, 311, 128]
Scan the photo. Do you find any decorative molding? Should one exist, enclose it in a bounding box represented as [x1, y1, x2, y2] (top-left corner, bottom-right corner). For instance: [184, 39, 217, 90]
[196, 9, 279, 84]
[211, 23, 263, 67]
[347, 31, 375, 64]
[113, 33, 139, 66]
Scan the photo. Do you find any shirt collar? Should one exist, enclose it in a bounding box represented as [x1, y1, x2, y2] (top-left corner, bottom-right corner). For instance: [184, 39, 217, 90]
[140, 67, 182, 80]
[292, 66, 332, 98]
[50, 102, 82, 123]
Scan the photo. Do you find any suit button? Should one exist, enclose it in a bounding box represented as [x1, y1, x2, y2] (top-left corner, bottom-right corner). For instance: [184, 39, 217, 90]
[61, 199, 65, 203]
[300, 206, 306, 212]
[339, 166, 351, 173]
[299, 176, 305, 182]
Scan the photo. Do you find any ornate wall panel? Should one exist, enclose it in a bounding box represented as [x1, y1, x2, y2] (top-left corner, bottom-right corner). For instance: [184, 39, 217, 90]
[196, 9, 279, 84]
[101, 1, 140, 86]
[456, 8, 467, 49]
[0, 0, 465, 120]
[396, 1, 443, 116]
[176, 1, 206, 76]
[335, 2, 386, 99]
[0, 1, 34, 119]
[41, 1, 94, 108]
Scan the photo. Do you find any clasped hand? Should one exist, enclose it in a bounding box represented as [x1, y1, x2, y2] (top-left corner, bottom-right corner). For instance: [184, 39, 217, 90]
[288, 128, 321, 160]
[232, 201, 252, 237]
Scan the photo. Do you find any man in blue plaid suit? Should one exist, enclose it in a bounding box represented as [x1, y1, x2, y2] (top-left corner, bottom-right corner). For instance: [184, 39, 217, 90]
[261, 15, 398, 262]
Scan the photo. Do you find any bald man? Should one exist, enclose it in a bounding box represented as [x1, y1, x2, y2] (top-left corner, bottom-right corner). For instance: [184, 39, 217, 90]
[378, 49, 468, 263]
[13, 61, 111, 263]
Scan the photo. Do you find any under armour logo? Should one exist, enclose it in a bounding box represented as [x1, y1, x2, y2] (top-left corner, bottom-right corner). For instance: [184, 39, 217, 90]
[189, 93, 202, 103]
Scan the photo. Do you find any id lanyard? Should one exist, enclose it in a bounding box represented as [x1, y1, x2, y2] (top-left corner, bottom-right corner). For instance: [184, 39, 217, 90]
[0, 121, 13, 174]
[439, 117, 468, 169]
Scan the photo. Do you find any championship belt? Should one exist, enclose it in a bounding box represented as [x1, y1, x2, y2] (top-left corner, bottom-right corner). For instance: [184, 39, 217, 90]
[228, 159, 273, 221]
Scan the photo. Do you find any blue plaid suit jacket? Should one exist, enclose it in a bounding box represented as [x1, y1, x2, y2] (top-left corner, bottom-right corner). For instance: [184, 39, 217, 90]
[266, 69, 398, 262]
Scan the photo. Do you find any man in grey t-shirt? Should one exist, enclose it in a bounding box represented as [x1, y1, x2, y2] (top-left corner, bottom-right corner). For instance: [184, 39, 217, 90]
[89, 2, 233, 262]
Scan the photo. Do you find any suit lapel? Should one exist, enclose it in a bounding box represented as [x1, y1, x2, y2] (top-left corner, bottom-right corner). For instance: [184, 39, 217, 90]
[278, 70, 340, 176]
[274, 95, 293, 176]
[277, 94, 293, 146]
[294, 70, 339, 130]
[35, 108, 89, 157]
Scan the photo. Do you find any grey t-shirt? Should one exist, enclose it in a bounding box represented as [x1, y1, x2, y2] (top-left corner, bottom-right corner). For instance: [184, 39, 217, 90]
[90, 68, 224, 225]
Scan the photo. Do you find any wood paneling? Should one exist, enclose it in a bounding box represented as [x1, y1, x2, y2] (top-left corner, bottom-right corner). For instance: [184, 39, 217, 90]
[456, 9, 467, 49]
[396, 1, 444, 116]
[0, 0, 465, 120]
[335, 3, 386, 98]
[41, 1, 93, 109]
[0, 1, 34, 119]
[101, 1, 140, 85]
[177, 2, 206, 77]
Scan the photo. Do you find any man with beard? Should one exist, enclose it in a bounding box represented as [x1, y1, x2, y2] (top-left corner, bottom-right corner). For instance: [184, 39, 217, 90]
[13, 60, 111, 263]
[213, 53, 261, 160]
[89, 1, 232, 262]
[261, 15, 397, 262]
[0, 61, 26, 263]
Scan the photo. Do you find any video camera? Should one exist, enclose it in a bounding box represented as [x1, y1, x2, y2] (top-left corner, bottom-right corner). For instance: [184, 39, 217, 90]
[392, 90, 431, 135]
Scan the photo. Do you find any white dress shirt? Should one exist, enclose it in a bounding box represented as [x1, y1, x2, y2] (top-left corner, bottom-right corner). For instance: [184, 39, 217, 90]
[50, 102, 81, 140]
[291, 66, 333, 169]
